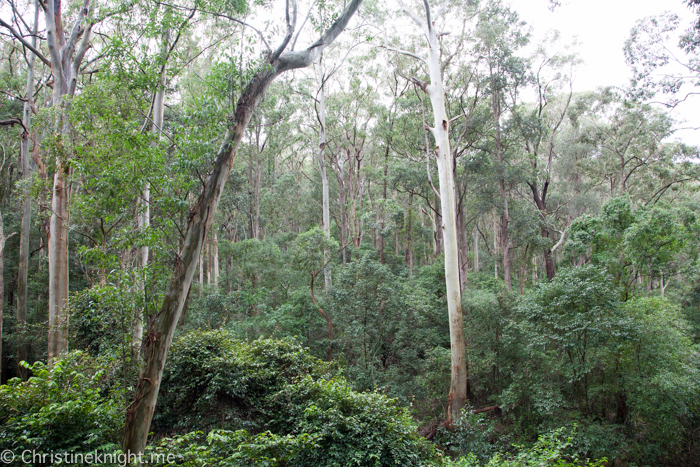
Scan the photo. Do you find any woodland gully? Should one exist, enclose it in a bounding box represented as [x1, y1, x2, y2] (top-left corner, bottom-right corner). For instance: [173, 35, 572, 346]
[0, 0, 699, 465]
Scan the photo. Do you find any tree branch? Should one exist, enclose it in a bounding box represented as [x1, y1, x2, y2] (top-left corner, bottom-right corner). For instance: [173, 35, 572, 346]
[0, 17, 51, 67]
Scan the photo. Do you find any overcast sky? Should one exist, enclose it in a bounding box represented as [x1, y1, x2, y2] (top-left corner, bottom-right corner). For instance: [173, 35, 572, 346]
[513, 0, 700, 144]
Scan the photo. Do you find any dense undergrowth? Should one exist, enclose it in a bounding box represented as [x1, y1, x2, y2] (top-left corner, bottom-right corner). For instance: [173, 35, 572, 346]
[1, 199, 698, 467]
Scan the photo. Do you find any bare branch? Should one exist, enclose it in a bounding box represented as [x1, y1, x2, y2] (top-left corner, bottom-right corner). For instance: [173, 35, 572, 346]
[270, 0, 297, 62]
[396, 0, 426, 31]
[378, 44, 426, 64]
[276, 0, 364, 72]
[291, 0, 316, 51]
[0, 17, 51, 67]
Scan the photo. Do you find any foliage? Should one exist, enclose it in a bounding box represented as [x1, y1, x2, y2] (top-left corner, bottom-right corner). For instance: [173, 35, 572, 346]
[442, 427, 606, 467]
[153, 331, 436, 466]
[0, 352, 124, 455]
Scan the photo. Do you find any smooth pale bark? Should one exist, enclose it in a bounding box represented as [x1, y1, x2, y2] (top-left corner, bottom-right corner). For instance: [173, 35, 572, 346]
[399, 0, 467, 424]
[206, 240, 211, 285]
[456, 184, 468, 289]
[135, 70, 166, 345]
[199, 250, 204, 289]
[315, 55, 332, 290]
[44, 0, 94, 366]
[17, 1, 40, 379]
[122, 0, 365, 455]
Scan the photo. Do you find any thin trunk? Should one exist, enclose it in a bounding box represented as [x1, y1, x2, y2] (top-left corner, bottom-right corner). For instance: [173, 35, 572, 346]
[136, 40, 167, 344]
[473, 226, 479, 273]
[213, 233, 219, 287]
[316, 55, 332, 290]
[17, 1, 40, 378]
[206, 239, 211, 285]
[404, 192, 413, 276]
[457, 185, 468, 290]
[379, 145, 389, 263]
[491, 79, 510, 290]
[122, 0, 364, 454]
[199, 249, 203, 290]
[493, 212, 498, 279]
[310, 274, 332, 361]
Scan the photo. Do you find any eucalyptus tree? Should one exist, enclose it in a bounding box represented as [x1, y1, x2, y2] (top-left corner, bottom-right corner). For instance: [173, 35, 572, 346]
[1, 0, 119, 364]
[625, 12, 700, 107]
[391, 0, 472, 423]
[122, 0, 365, 455]
[474, 2, 530, 290]
[573, 92, 699, 203]
[17, 0, 41, 379]
[517, 35, 578, 280]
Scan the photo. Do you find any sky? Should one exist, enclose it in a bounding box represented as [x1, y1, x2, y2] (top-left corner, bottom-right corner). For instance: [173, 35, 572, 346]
[512, 0, 700, 144]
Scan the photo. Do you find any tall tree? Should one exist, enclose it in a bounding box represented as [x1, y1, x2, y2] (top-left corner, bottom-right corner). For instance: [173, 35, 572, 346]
[16, 0, 40, 378]
[395, 0, 468, 423]
[122, 0, 365, 455]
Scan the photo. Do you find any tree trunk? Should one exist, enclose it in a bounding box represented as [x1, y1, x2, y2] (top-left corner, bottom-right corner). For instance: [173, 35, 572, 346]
[315, 55, 332, 290]
[403, 0, 467, 423]
[491, 82, 511, 290]
[135, 55, 167, 345]
[473, 226, 479, 273]
[404, 192, 413, 275]
[213, 233, 219, 287]
[44, 0, 94, 366]
[17, 1, 40, 378]
[199, 248, 203, 290]
[457, 183, 468, 290]
[47, 156, 71, 365]
[122, 0, 365, 455]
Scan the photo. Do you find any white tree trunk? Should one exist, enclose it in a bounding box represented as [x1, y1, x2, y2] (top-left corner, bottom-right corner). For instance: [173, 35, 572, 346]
[400, 0, 467, 423]
[213, 233, 219, 287]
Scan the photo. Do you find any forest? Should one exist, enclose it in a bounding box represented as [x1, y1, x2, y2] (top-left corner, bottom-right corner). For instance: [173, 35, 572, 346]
[0, 0, 699, 465]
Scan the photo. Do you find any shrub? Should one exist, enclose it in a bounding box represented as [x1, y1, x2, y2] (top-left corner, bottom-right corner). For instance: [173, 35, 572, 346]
[153, 331, 437, 466]
[0, 352, 124, 455]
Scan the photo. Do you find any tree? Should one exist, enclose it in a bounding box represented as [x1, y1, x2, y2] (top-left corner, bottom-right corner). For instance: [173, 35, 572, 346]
[291, 227, 339, 360]
[122, 0, 365, 455]
[15, 0, 40, 380]
[519, 35, 577, 280]
[0, 208, 17, 378]
[394, 0, 468, 424]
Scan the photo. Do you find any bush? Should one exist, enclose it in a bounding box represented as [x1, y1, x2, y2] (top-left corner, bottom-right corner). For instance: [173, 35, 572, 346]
[153, 331, 437, 466]
[0, 352, 124, 456]
[442, 427, 606, 467]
